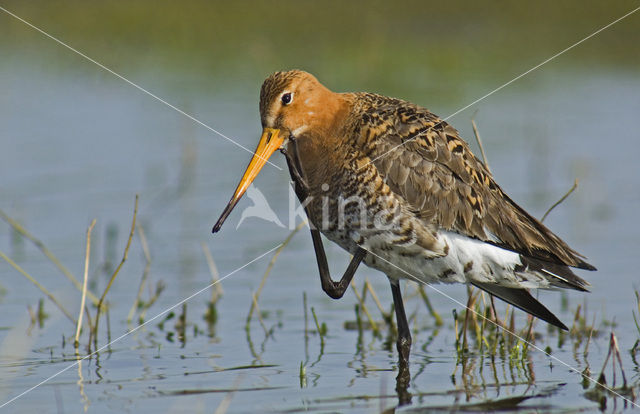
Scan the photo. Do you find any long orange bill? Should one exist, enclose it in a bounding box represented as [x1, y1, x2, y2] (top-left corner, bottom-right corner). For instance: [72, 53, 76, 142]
[212, 128, 284, 233]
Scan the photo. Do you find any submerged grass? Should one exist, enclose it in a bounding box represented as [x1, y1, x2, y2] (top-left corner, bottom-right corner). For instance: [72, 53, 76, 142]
[0, 249, 76, 324]
[0, 209, 100, 306]
[93, 196, 138, 342]
[74, 219, 96, 348]
[234, 119, 640, 408]
[245, 220, 306, 329]
[541, 179, 579, 223]
[2, 121, 639, 411]
[350, 280, 380, 337]
[126, 223, 152, 325]
[1, 195, 142, 355]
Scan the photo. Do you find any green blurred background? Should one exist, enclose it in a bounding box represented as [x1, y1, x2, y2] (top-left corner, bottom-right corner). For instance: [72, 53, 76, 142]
[3, 0, 639, 100]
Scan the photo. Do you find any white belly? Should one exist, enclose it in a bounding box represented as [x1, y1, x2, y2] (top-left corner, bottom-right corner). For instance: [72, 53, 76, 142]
[358, 230, 550, 289]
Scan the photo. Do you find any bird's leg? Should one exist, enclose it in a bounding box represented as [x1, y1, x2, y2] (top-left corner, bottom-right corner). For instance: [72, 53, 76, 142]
[280, 135, 311, 201]
[395, 360, 412, 406]
[280, 149, 309, 204]
[310, 230, 366, 299]
[390, 279, 412, 363]
[289, 134, 306, 184]
[281, 149, 309, 200]
[281, 135, 367, 299]
[391, 279, 412, 405]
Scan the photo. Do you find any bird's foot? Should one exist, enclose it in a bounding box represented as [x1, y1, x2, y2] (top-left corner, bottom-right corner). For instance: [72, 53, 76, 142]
[397, 335, 412, 364]
[395, 355, 412, 406]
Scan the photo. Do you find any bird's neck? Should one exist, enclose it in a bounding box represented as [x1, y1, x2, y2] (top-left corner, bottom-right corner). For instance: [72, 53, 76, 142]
[287, 94, 354, 192]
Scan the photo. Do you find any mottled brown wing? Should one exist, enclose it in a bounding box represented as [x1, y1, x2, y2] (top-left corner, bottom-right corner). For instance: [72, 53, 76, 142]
[355, 93, 594, 270]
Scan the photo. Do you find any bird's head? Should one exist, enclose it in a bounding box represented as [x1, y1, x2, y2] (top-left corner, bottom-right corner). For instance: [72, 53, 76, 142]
[212, 70, 341, 233]
[259, 70, 335, 138]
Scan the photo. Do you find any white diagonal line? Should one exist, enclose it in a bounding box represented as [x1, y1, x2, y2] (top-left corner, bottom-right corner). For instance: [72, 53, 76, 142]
[364, 5, 640, 168]
[0, 243, 282, 409]
[0, 6, 282, 171]
[364, 248, 640, 409]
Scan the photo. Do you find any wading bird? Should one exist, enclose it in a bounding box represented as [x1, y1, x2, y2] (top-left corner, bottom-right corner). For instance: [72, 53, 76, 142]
[212, 70, 595, 363]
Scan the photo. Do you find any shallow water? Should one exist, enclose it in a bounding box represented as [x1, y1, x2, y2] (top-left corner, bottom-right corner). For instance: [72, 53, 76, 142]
[1, 2, 640, 413]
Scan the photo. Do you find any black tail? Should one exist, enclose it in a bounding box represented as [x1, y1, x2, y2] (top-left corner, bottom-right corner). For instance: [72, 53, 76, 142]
[518, 256, 591, 292]
[471, 281, 568, 330]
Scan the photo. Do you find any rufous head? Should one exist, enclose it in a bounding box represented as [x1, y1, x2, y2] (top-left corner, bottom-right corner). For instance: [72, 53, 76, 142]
[259, 70, 333, 138]
[213, 70, 335, 233]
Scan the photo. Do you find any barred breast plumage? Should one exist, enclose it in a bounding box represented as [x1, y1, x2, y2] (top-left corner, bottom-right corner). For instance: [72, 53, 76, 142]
[213, 69, 596, 363]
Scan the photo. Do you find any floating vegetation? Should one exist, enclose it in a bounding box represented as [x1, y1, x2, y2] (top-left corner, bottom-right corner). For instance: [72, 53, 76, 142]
[239, 119, 640, 409]
[0, 208, 100, 306]
[1, 195, 141, 354]
[26, 299, 48, 334]
[1, 121, 639, 412]
[91, 195, 139, 350]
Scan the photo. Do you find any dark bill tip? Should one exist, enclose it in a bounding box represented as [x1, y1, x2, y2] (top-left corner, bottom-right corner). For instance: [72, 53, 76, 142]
[211, 197, 240, 233]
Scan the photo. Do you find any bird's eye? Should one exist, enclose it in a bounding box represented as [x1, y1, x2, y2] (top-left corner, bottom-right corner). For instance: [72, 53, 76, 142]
[281, 92, 293, 105]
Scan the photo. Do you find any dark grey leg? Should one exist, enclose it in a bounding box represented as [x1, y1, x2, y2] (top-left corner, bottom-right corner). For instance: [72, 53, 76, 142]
[310, 231, 366, 299]
[390, 279, 412, 362]
[282, 137, 367, 300]
[390, 279, 412, 405]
